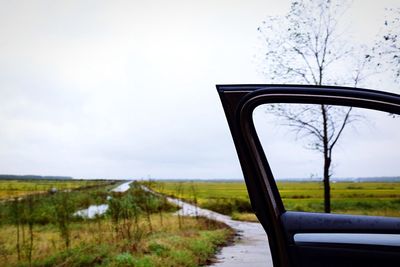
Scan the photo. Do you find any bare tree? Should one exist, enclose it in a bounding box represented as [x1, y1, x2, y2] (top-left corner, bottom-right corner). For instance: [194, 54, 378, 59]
[374, 7, 400, 81]
[11, 198, 21, 261]
[53, 192, 74, 249]
[23, 195, 35, 267]
[157, 182, 165, 226]
[257, 0, 375, 213]
[175, 183, 183, 229]
[190, 181, 199, 220]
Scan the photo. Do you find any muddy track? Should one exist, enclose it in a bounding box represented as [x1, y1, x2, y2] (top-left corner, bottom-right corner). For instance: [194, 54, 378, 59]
[165, 196, 274, 266]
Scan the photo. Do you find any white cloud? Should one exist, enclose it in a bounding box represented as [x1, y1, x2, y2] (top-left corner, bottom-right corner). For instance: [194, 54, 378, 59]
[0, 0, 398, 179]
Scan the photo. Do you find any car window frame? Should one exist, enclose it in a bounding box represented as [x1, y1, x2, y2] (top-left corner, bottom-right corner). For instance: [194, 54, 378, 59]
[217, 84, 400, 267]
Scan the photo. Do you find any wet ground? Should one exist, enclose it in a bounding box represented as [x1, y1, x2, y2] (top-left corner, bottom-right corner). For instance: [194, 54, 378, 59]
[167, 197, 274, 267]
[74, 181, 133, 218]
[77, 183, 274, 266]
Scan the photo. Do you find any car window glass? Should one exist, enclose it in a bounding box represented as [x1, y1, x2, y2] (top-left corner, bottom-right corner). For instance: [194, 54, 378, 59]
[253, 103, 400, 216]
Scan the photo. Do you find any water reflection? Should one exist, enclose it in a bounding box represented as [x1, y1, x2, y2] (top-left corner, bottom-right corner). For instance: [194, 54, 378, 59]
[74, 181, 132, 219]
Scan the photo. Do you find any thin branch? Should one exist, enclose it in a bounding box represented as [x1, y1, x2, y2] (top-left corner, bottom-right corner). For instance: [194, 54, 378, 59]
[329, 107, 353, 155]
[292, 47, 318, 84]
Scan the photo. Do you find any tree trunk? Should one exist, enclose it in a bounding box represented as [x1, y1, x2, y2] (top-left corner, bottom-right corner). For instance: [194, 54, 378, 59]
[321, 104, 331, 213]
[323, 156, 331, 213]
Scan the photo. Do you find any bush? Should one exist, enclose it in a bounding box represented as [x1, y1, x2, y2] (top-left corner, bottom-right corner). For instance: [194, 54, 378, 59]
[201, 198, 252, 215]
[133, 256, 154, 267]
[169, 250, 195, 267]
[34, 244, 109, 267]
[148, 242, 169, 256]
[114, 253, 135, 267]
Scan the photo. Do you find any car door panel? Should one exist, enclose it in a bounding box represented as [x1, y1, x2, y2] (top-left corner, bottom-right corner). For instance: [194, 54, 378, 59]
[284, 212, 400, 266]
[217, 85, 400, 267]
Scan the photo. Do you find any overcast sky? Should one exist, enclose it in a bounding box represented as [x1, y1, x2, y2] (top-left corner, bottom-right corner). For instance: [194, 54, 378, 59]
[0, 0, 399, 179]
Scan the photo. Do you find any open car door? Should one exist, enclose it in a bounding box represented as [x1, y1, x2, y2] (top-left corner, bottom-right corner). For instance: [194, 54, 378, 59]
[217, 85, 400, 267]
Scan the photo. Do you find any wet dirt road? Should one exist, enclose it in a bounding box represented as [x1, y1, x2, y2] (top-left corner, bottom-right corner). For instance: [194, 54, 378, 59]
[167, 197, 274, 267]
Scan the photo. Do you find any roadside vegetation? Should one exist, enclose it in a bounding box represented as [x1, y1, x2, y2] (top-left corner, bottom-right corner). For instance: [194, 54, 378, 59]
[0, 180, 233, 267]
[151, 180, 400, 222]
[0, 179, 112, 200]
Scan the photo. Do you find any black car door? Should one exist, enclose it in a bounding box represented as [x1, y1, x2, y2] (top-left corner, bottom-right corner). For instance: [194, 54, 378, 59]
[217, 84, 400, 267]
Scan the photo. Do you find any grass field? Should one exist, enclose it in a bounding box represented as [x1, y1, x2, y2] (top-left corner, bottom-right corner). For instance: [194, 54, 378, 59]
[151, 180, 400, 221]
[0, 214, 232, 267]
[0, 180, 233, 266]
[0, 179, 113, 200]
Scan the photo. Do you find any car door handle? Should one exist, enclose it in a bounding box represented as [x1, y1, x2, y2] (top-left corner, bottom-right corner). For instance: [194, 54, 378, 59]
[294, 233, 400, 247]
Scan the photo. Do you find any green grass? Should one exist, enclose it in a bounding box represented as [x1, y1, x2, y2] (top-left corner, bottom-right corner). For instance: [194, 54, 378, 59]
[0, 179, 114, 200]
[150, 180, 400, 221]
[0, 180, 118, 225]
[0, 181, 234, 267]
[0, 215, 233, 267]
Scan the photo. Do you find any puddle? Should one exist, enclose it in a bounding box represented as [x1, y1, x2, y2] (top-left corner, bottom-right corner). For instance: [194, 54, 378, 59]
[76, 183, 273, 266]
[74, 204, 108, 218]
[74, 181, 133, 219]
